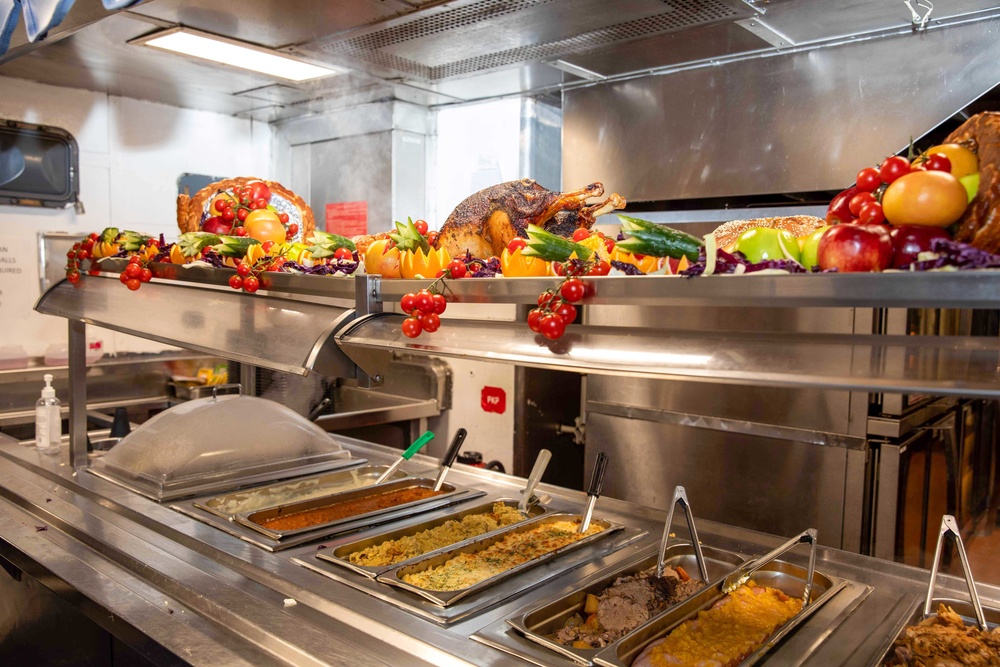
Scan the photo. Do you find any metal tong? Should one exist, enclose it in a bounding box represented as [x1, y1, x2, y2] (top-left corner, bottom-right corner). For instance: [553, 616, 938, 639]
[721, 528, 818, 607]
[518, 449, 552, 512]
[656, 485, 709, 583]
[433, 428, 467, 491]
[375, 431, 435, 484]
[579, 452, 608, 533]
[923, 514, 987, 630]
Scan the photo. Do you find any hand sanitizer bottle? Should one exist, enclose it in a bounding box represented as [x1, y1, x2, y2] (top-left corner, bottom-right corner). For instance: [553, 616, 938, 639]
[35, 374, 62, 455]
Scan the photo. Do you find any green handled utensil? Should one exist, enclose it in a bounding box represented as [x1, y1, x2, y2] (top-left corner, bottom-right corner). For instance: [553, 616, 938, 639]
[375, 431, 435, 484]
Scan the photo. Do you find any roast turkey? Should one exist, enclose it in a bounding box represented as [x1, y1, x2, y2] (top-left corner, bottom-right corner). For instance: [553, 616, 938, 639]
[434, 179, 626, 259]
[945, 112, 1000, 252]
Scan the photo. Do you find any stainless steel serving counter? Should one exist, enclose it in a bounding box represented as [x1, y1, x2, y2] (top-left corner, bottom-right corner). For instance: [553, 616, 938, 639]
[1, 432, 997, 667]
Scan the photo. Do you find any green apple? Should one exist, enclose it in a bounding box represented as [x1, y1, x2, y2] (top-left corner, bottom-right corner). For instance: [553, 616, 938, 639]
[734, 227, 801, 264]
[959, 173, 980, 203]
[800, 226, 833, 270]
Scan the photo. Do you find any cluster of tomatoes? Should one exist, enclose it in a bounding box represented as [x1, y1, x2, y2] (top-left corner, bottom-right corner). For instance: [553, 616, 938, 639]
[849, 152, 954, 225]
[226, 241, 283, 293]
[205, 181, 297, 243]
[399, 288, 447, 338]
[118, 255, 154, 291]
[64, 232, 103, 284]
[528, 272, 586, 340]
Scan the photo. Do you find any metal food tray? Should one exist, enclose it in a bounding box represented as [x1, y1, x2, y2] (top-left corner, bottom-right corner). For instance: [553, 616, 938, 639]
[379, 513, 624, 607]
[318, 498, 548, 578]
[235, 477, 472, 541]
[869, 597, 1000, 667]
[509, 543, 747, 665]
[593, 559, 848, 667]
[194, 465, 409, 521]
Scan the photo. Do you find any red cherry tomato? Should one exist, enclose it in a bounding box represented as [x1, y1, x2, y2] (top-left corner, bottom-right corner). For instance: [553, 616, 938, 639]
[129, 255, 142, 265]
[234, 226, 248, 237]
[414, 219, 429, 236]
[253, 197, 268, 210]
[555, 302, 577, 325]
[858, 201, 886, 225]
[552, 262, 566, 276]
[420, 312, 441, 333]
[88, 232, 99, 241]
[237, 208, 249, 222]
[287, 223, 299, 236]
[604, 237, 616, 253]
[249, 182, 271, 203]
[507, 238, 527, 253]
[221, 208, 236, 222]
[76, 249, 90, 260]
[87, 267, 100, 276]
[228, 275, 243, 290]
[243, 276, 260, 293]
[415, 290, 435, 314]
[431, 293, 447, 315]
[401, 317, 422, 338]
[560, 278, 585, 303]
[856, 167, 883, 192]
[125, 263, 142, 278]
[334, 247, 354, 261]
[527, 309, 545, 333]
[261, 241, 275, 253]
[67, 271, 81, 284]
[587, 260, 611, 276]
[67, 250, 77, 259]
[878, 156, 911, 184]
[139, 268, 152, 283]
[849, 192, 877, 217]
[400, 293, 417, 313]
[538, 291, 557, 308]
[278, 212, 289, 224]
[539, 314, 566, 340]
[572, 228, 590, 242]
[237, 262, 251, 277]
[924, 153, 952, 173]
[447, 260, 467, 279]
[427, 231, 439, 246]
[119, 271, 129, 284]
[126, 278, 141, 291]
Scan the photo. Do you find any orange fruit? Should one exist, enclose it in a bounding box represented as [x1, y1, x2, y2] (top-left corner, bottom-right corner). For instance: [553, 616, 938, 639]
[926, 143, 978, 178]
[363, 239, 401, 278]
[882, 171, 968, 228]
[243, 210, 286, 244]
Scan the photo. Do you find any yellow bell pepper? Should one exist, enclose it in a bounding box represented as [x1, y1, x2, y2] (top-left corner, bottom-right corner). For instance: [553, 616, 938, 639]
[609, 247, 660, 274]
[363, 239, 401, 278]
[577, 235, 612, 263]
[500, 247, 549, 277]
[399, 246, 450, 279]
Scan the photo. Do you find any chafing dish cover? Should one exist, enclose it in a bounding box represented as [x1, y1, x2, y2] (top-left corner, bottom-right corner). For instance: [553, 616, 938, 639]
[90, 395, 352, 500]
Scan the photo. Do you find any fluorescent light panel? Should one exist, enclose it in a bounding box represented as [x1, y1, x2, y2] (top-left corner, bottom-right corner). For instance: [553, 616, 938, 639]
[137, 28, 338, 82]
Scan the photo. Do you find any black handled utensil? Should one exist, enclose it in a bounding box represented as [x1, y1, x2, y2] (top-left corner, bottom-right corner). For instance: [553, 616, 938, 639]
[433, 428, 468, 491]
[579, 452, 608, 533]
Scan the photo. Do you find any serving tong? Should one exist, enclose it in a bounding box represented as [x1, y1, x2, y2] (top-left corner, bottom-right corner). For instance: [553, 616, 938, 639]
[923, 514, 987, 630]
[579, 451, 608, 533]
[433, 428, 467, 491]
[721, 528, 819, 606]
[655, 485, 709, 582]
[375, 431, 434, 484]
[518, 449, 552, 512]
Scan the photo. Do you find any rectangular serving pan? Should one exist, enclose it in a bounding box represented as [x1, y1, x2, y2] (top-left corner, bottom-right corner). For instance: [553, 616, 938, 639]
[234, 477, 469, 541]
[194, 465, 409, 521]
[509, 543, 747, 666]
[594, 558, 846, 667]
[379, 513, 624, 608]
[318, 498, 548, 578]
[870, 597, 1000, 667]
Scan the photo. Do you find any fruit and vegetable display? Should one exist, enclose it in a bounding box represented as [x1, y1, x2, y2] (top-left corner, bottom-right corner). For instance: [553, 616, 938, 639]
[883, 604, 1000, 667]
[550, 565, 702, 649]
[632, 580, 803, 667]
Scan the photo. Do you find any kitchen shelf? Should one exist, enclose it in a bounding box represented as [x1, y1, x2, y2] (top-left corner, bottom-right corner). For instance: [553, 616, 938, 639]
[338, 312, 1000, 398]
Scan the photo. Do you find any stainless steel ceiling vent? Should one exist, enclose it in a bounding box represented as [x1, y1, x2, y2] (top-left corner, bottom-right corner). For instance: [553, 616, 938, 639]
[316, 0, 748, 81]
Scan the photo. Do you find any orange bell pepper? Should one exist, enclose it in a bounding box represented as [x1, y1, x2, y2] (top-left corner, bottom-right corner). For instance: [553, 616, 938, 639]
[400, 247, 451, 279]
[609, 247, 660, 274]
[500, 247, 549, 277]
[91, 241, 120, 259]
[364, 239, 401, 278]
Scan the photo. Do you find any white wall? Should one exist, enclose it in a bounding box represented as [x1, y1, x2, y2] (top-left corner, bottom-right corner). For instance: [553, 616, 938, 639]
[0, 76, 273, 357]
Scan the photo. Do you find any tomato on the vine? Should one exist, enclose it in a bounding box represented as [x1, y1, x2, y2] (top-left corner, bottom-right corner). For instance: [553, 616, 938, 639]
[237, 262, 251, 277]
[856, 167, 883, 192]
[431, 293, 447, 315]
[420, 312, 441, 333]
[560, 278, 585, 303]
[604, 237, 615, 253]
[538, 291, 557, 308]
[139, 268, 153, 283]
[527, 309, 545, 333]
[287, 223, 299, 236]
[924, 153, 952, 173]
[401, 317, 422, 338]
[278, 212, 289, 224]
[243, 276, 260, 293]
[334, 247, 354, 261]
[125, 263, 142, 278]
[119, 272, 129, 284]
[235, 226, 248, 237]
[555, 302, 577, 325]
[67, 271, 81, 284]
[228, 275, 243, 290]
[248, 182, 271, 203]
[237, 208, 249, 222]
[539, 314, 566, 340]
[222, 208, 236, 222]
[849, 192, 876, 217]
[878, 156, 911, 184]
[427, 231, 439, 246]
[129, 255, 142, 265]
[414, 219, 429, 236]
[587, 260, 611, 276]
[507, 238, 527, 253]
[446, 259, 467, 279]
[858, 201, 886, 225]
[415, 290, 434, 314]
[126, 278, 141, 291]
[572, 228, 590, 242]
[401, 293, 417, 312]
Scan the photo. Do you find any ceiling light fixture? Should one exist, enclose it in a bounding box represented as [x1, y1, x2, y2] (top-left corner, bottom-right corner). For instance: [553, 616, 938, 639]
[131, 27, 339, 82]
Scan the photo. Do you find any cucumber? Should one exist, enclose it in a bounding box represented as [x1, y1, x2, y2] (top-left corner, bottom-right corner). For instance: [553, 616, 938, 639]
[616, 214, 703, 261]
[307, 231, 357, 258]
[212, 236, 261, 258]
[522, 224, 594, 262]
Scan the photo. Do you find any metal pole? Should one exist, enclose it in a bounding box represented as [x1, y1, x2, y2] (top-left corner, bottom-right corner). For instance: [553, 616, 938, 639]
[68, 319, 88, 467]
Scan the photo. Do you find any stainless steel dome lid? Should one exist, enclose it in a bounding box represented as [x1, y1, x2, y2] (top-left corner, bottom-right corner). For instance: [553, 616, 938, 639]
[89, 394, 356, 501]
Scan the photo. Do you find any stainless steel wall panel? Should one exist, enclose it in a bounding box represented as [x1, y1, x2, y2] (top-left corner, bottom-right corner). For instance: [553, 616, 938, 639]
[585, 413, 849, 547]
[563, 16, 1000, 201]
[309, 131, 393, 233]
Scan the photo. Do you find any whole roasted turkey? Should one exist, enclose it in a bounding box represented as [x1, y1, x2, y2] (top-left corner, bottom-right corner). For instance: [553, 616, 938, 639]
[945, 112, 1000, 252]
[433, 179, 626, 258]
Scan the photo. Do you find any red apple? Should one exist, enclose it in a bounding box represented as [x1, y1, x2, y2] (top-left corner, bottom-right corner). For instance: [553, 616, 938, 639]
[826, 186, 860, 224]
[888, 225, 952, 268]
[202, 216, 234, 236]
[817, 223, 892, 272]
